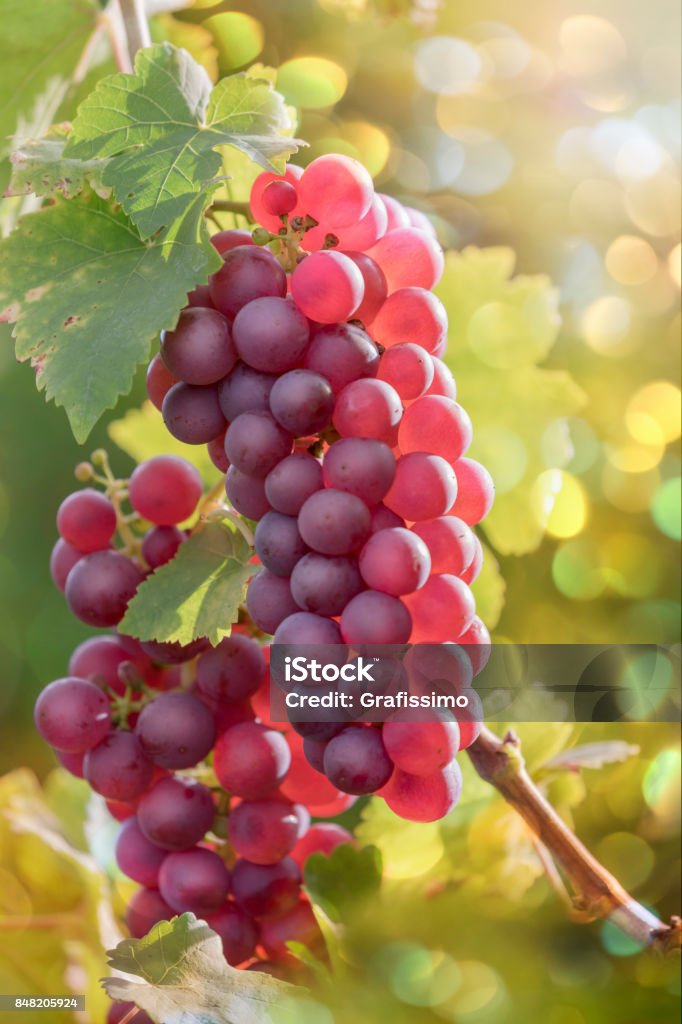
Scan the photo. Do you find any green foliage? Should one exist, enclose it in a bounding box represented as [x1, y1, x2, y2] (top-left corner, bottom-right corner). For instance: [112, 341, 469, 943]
[470, 542, 506, 629]
[119, 520, 256, 646]
[0, 190, 218, 442]
[304, 844, 382, 922]
[437, 248, 586, 556]
[103, 912, 293, 1024]
[0, 768, 116, 1023]
[66, 43, 299, 239]
[6, 126, 110, 200]
[0, 0, 97, 169]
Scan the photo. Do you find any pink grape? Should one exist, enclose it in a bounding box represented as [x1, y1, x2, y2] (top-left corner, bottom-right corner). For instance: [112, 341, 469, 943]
[298, 153, 374, 227]
[260, 900, 323, 961]
[403, 574, 476, 643]
[411, 516, 476, 576]
[379, 193, 411, 230]
[186, 283, 213, 308]
[50, 538, 83, 591]
[69, 635, 146, 697]
[291, 251, 364, 323]
[323, 438, 396, 506]
[209, 246, 286, 319]
[426, 357, 457, 399]
[368, 227, 444, 291]
[207, 431, 230, 473]
[398, 396, 473, 463]
[332, 195, 388, 250]
[333, 378, 402, 444]
[450, 458, 495, 524]
[377, 343, 434, 400]
[228, 797, 301, 865]
[57, 489, 116, 553]
[211, 228, 254, 253]
[298, 489, 371, 555]
[273, 611, 343, 647]
[289, 823, 354, 868]
[382, 719, 460, 776]
[384, 453, 457, 521]
[129, 456, 202, 525]
[459, 616, 492, 674]
[262, 179, 298, 216]
[34, 677, 111, 752]
[250, 165, 304, 233]
[371, 287, 447, 352]
[340, 590, 412, 644]
[369, 504, 404, 532]
[404, 206, 437, 236]
[380, 760, 463, 822]
[460, 534, 483, 585]
[213, 722, 291, 799]
[232, 296, 309, 373]
[344, 251, 388, 325]
[159, 847, 230, 914]
[358, 528, 431, 596]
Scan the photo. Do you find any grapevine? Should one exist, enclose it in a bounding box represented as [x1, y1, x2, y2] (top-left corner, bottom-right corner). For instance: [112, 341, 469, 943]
[0, 6, 678, 1022]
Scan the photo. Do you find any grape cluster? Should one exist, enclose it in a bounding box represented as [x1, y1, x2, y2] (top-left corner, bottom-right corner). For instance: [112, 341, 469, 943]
[35, 154, 494, 982]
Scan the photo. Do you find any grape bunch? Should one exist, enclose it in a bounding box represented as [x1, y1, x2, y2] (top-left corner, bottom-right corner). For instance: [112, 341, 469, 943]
[34, 154, 494, 991]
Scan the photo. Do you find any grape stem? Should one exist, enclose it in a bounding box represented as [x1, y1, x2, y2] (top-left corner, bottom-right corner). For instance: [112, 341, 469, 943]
[118, 0, 151, 62]
[210, 200, 254, 219]
[468, 726, 681, 953]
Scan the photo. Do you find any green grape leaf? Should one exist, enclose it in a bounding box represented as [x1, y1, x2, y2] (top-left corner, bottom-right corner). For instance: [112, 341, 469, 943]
[437, 248, 586, 556]
[109, 401, 222, 485]
[0, 190, 220, 442]
[6, 126, 110, 199]
[304, 844, 382, 923]
[119, 520, 256, 646]
[356, 799, 445, 881]
[0, 0, 97, 165]
[66, 43, 301, 238]
[104, 913, 293, 1024]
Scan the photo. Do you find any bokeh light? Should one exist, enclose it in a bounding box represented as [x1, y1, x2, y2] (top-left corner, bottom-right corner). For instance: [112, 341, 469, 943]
[532, 470, 588, 538]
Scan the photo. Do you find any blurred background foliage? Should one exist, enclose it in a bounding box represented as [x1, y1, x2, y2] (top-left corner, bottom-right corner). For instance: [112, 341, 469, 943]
[0, 0, 679, 1021]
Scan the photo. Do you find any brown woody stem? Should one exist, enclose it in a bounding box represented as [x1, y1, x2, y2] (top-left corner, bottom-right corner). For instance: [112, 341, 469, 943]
[468, 726, 681, 953]
[210, 200, 253, 220]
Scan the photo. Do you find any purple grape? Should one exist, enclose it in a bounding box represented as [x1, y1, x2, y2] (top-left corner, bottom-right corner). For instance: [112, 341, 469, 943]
[209, 246, 286, 319]
[303, 323, 379, 393]
[125, 887, 174, 938]
[195, 634, 265, 703]
[162, 382, 226, 444]
[245, 570, 299, 635]
[254, 512, 308, 577]
[225, 467, 271, 520]
[115, 817, 167, 887]
[298, 489, 371, 556]
[135, 691, 216, 769]
[232, 296, 310, 373]
[65, 550, 143, 627]
[218, 363, 277, 421]
[158, 847, 230, 914]
[142, 525, 184, 569]
[224, 411, 292, 478]
[228, 797, 300, 865]
[140, 638, 209, 664]
[290, 553, 363, 616]
[203, 902, 259, 965]
[137, 776, 215, 850]
[83, 731, 154, 802]
[273, 611, 343, 647]
[264, 453, 323, 516]
[269, 370, 334, 436]
[160, 307, 237, 385]
[231, 857, 301, 918]
[323, 438, 396, 506]
[323, 725, 394, 794]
